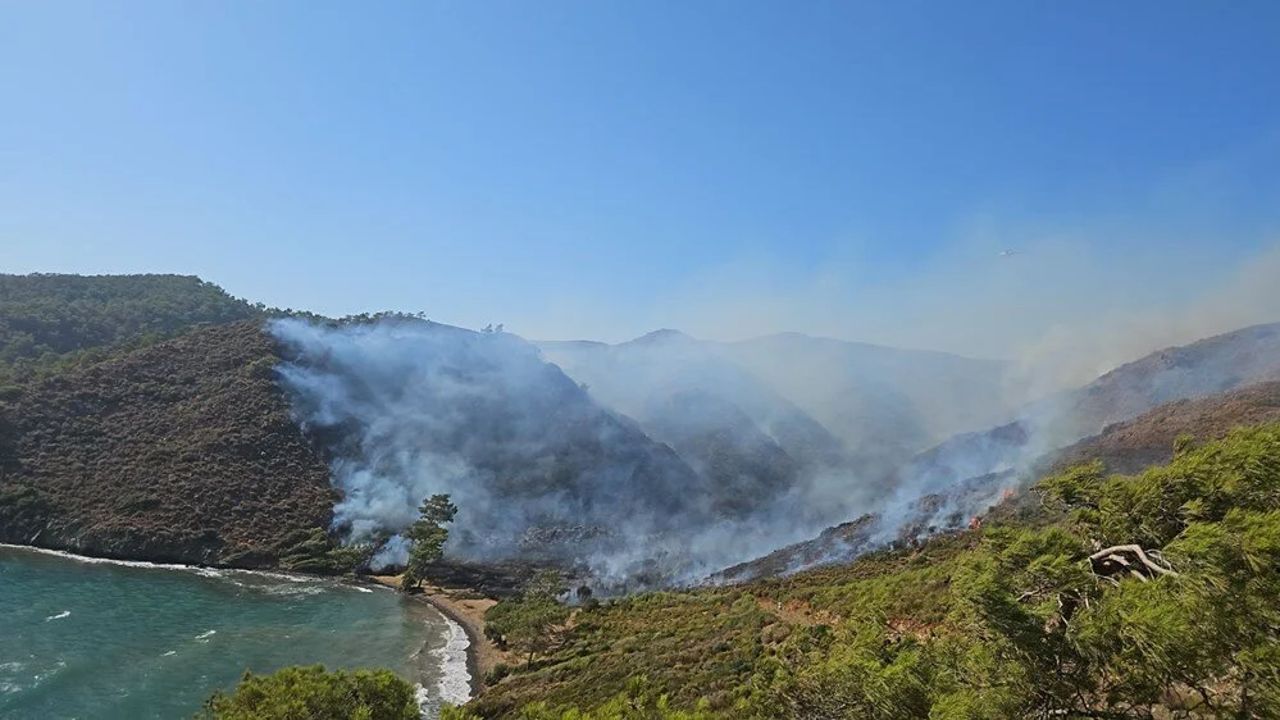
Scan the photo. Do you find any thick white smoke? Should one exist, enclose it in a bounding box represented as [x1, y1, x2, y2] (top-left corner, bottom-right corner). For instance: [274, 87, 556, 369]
[269, 317, 923, 584]
[269, 310, 1280, 587]
[271, 317, 816, 583]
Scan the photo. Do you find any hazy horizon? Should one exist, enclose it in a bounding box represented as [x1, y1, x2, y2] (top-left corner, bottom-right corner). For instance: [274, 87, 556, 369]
[5, 2, 1280, 382]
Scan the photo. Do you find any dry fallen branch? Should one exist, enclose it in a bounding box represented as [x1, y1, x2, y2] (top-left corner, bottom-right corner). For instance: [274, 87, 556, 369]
[1088, 544, 1179, 581]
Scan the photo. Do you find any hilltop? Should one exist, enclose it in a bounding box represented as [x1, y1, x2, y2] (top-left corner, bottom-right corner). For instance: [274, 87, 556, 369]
[0, 273, 262, 384]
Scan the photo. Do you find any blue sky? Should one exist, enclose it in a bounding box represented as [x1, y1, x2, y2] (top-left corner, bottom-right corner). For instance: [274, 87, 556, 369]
[3, 1, 1279, 357]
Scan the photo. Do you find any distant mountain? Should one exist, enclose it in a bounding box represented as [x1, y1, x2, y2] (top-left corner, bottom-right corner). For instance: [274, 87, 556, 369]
[0, 273, 262, 384]
[718, 322, 1280, 581]
[539, 329, 1009, 515]
[721, 332, 1013, 457]
[542, 330, 846, 464]
[540, 330, 852, 521]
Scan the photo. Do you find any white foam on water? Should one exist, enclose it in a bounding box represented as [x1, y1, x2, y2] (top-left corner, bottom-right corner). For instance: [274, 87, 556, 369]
[27, 659, 66, 690]
[0, 543, 347, 607]
[434, 615, 472, 707]
[194, 629, 216, 642]
[2, 544, 201, 572]
[0, 544, 321, 585]
[351, 585, 374, 593]
[0, 661, 30, 695]
[162, 650, 177, 657]
[414, 683, 432, 717]
[44, 610, 70, 622]
[259, 583, 326, 597]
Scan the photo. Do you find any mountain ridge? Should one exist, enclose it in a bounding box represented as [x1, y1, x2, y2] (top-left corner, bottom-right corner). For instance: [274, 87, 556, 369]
[710, 321, 1280, 582]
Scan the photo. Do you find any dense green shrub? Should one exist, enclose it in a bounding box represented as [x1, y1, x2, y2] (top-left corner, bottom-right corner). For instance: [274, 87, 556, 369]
[200, 665, 419, 720]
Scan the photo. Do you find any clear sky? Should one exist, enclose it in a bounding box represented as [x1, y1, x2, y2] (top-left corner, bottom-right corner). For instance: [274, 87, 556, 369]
[3, 1, 1280, 360]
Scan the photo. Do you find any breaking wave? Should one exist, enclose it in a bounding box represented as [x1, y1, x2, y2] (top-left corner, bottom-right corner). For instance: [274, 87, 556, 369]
[434, 617, 472, 707]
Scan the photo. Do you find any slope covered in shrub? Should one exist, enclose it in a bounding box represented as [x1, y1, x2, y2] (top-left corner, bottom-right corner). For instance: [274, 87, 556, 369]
[0, 321, 339, 568]
[457, 424, 1280, 719]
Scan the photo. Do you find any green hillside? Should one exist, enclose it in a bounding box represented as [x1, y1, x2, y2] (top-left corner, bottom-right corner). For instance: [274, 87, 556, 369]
[0, 321, 340, 568]
[454, 423, 1280, 719]
[0, 273, 261, 384]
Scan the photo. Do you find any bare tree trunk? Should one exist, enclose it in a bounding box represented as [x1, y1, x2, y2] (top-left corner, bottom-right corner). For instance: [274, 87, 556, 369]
[1088, 545, 1178, 581]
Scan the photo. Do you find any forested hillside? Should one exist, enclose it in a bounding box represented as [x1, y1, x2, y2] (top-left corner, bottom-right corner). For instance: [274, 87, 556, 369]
[456, 423, 1280, 719]
[0, 321, 341, 568]
[0, 273, 261, 384]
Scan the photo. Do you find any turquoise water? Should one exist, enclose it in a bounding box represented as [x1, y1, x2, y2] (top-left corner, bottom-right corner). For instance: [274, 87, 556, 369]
[0, 545, 468, 719]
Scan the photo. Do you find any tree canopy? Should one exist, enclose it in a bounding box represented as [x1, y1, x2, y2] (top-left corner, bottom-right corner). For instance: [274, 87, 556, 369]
[401, 493, 458, 591]
[484, 569, 571, 665]
[0, 273, 260, 384]
[200, 665, 419, 720]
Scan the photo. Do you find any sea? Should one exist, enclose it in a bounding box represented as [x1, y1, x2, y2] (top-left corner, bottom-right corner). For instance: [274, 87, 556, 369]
[0, 544, 470, 719]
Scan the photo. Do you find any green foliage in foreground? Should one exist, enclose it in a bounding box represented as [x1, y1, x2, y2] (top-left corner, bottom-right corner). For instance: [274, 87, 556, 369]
[443, 677, 717, 720]
[465, 424, 1280, 719]
[200, 665, 419, 720]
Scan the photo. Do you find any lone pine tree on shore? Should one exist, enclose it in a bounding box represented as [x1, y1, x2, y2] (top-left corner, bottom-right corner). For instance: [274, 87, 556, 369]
[400, 493, 457, 591]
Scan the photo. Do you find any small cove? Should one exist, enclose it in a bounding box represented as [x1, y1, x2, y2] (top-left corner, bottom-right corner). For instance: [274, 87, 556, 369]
[0, 545, 468, 719]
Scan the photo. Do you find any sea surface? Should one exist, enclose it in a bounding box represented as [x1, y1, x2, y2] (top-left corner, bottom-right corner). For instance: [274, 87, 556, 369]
[0, 545, 470, 719]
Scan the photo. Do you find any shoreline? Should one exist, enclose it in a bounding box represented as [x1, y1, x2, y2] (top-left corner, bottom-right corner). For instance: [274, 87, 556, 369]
[368, 575, 505, 698]
[0, 542, 316, 582]
[0, 543, 492, 704]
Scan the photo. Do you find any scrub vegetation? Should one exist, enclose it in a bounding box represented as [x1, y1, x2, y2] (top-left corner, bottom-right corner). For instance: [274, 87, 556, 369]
[450, 424, 1280, 719]
[0, 273, 261, 385]
[200, 665, 420, 720]
[6, 273, 1280, 717]
[0, 321, 339, 567]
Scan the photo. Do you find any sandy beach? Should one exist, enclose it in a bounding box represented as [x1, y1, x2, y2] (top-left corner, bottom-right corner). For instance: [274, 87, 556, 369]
[369, 575, 511, 695]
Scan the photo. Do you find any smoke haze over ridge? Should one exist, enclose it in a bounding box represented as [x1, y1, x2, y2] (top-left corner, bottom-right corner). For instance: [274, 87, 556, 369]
[268, 264, 1280, 586]
[271, 317, 1016, 584]
[270, 318, 879, 584]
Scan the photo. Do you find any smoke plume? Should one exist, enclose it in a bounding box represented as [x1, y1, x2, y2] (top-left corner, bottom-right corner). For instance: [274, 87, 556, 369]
[269, 268, 1280, 587]
[270, 317, 857, 585]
